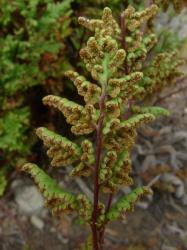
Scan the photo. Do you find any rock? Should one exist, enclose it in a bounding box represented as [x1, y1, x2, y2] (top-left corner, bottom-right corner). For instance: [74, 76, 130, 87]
[162, 246, 177, 250]
[136, 201, 149, 210]
[11, 179, 24, 189]
[30, 215, 44, 230]
[15, 185, 44, 215]
[160, 173, 185, 199]
[182, 194, 187, 206]
[41, 208, 49, 219]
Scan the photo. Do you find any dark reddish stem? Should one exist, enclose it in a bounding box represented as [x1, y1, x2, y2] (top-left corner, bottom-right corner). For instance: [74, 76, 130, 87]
[97, 194, 113, 250]
[120, 11, 129, 75]
[91, 89, 106, 250]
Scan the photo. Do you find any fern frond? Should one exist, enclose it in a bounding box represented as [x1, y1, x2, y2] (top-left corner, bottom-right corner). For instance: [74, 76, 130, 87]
[78, 7, 120, 35]
[70, 140, 95, 177]
[120, 113, 155, 131]
[132, 106, 170, 117]
[43, 95, 97, 135]
[19, 4, 182, 248]
[125, 4, 158, 31]
[106, 187, 150, 221]
[20, 163, 78, 214]
[99, 151, 117, 183]
[65, 71, 101, 105]
[77, 194, 93, 222]
[36, 127, 81, 167]
[140, 51, 184, 97]
[43, 95, 84, 125]
[109, 72, 144, 99]
[113, 150, 133, 185]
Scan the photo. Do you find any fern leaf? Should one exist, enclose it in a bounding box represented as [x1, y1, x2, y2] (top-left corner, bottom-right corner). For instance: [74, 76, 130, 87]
[36, 127, 81, 167]
[43, 95, 84, 125]
[43, 95, 96, 135]
[106, 187, 150, 221]
[132, 106, 170, 117]
[65, 70, 101, 105]
[120, 113, 155, 131]
[77, 194, 92, 222]
[20, 163, 78, 214]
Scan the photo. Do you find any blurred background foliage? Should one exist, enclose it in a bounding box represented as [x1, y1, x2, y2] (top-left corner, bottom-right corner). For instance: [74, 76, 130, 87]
[0, 0, 186, 196]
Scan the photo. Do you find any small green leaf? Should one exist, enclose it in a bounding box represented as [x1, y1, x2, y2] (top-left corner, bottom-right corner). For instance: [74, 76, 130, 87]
[106, 187, 150, 221]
